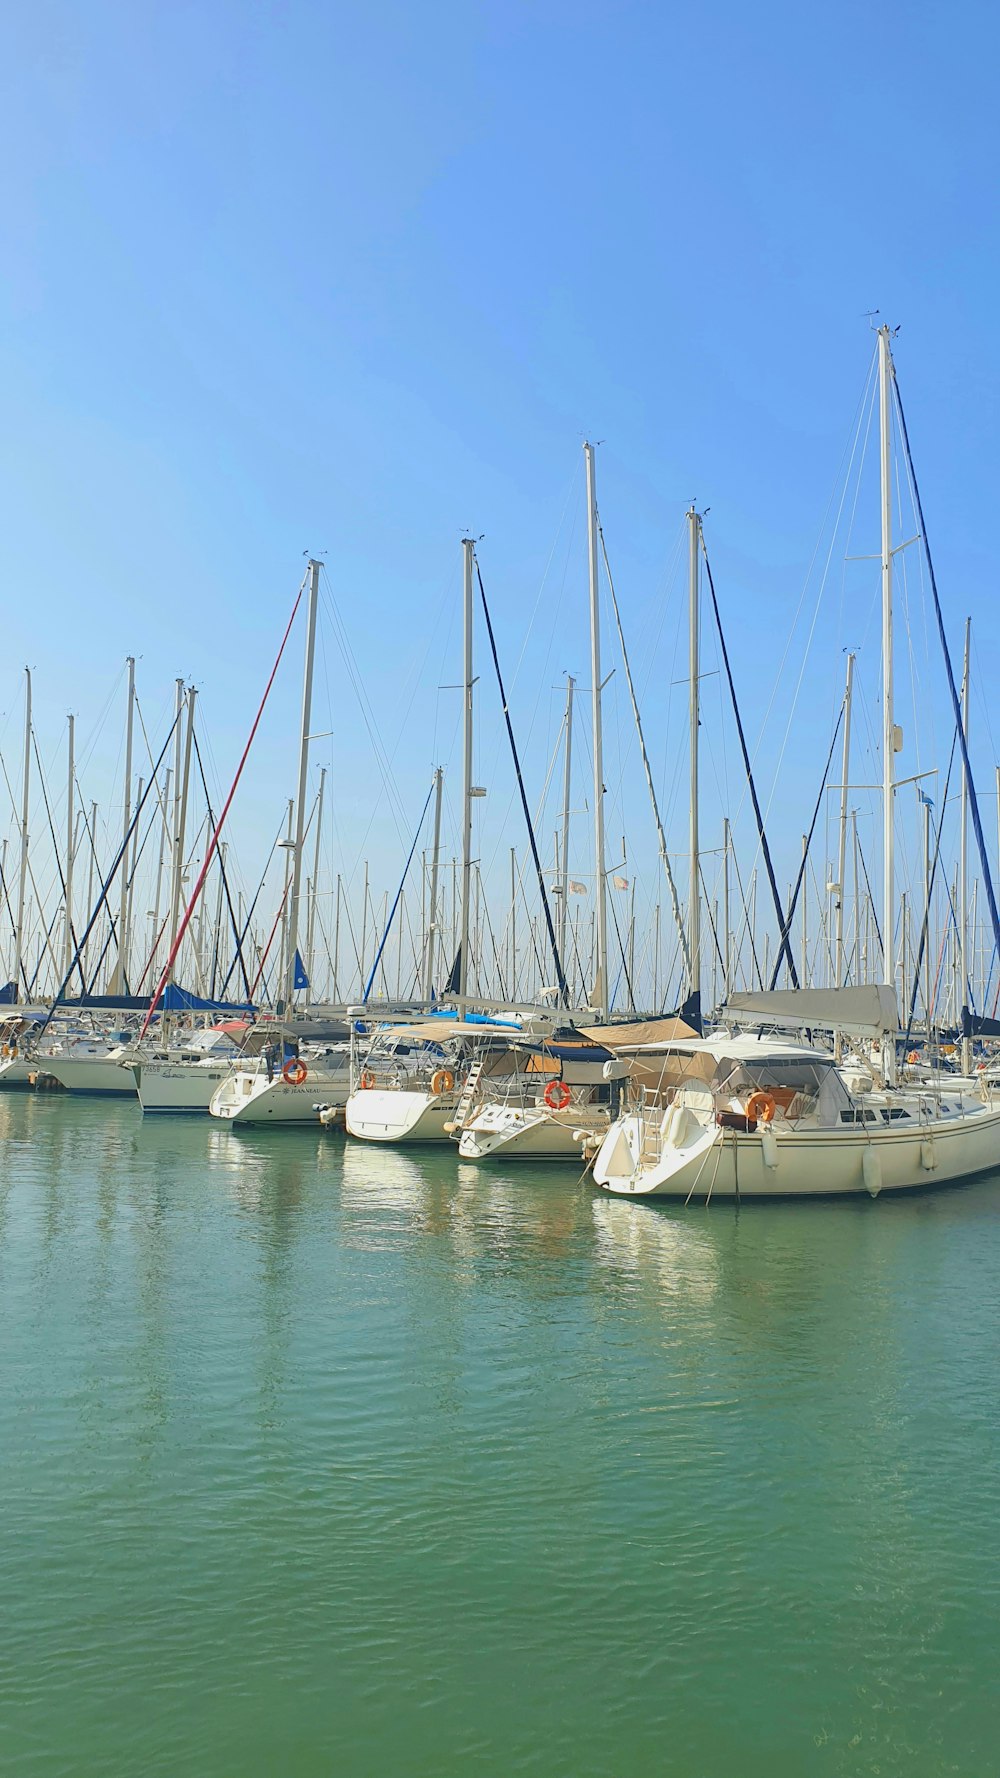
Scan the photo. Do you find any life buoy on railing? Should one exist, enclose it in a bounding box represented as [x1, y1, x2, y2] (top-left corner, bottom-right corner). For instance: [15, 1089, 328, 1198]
[544, 1079, 572, 1112]
[430, 1068, 455, 1096]
[359, 1068, 376, 1090]
[745, 1089, 777, 1125]
[283, 1058, 308, 1086]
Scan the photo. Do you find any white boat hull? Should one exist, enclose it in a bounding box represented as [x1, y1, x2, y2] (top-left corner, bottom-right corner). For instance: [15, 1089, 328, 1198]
[458, 1105, 601, 1162]
[137, 1060, 234, 1114]
[592, 1102, 1000, 1198]
[0, 1057, 37, 1089]
[40, 1056, 138, 1096]
[345, 1088, 455, 1144]
[210, 1067, 350, 1125]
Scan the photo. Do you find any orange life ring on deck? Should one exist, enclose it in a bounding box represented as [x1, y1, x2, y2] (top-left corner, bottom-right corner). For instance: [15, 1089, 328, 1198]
[359, 1068, 376, 1090]
[544, 1079, 572, 1112]
[430, 1068, 455, 1096]
[283, 1058, 307, 1086]
[907, 1050, 920, 1064]
[745, 1090, 777, 1125]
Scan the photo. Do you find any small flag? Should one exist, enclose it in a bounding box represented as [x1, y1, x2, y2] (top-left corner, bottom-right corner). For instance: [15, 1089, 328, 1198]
[613, 875, 629, 890]
[919, 789, 935, 809]
[569, 881, 588, 895]
[293, 949, 310, 991]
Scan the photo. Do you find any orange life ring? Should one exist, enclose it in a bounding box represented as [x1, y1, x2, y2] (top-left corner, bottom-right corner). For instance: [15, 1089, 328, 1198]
[907, 1050, 920, 1064]
[359, 1068, 376, 1090]
[430, 1068, 455, 1096]
[745, 1089, 777, 1125]
[544, 1079, 572, 1112]
[283, 1058, 307, 1086]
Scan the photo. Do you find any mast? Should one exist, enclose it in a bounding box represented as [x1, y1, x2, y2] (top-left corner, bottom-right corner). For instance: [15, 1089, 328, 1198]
[688, 507, 701, 1013]
[558, 674, 574, 976]
[422, 765, 444, 1002]
[460, 538, 475, 1011]
[110, 656, 135, 994]
[284, 557, 320, 1005]
[584, 442, 608, 1018]
[722, 818, 731, 1002]
[64, 713, 75, 977]
[878, 324, 898, 1081]
[168, 686, 196, 977]
[960, 618, 972, 1073]
[305, 765, 326, 1007]
[834, 651, 855, 992]
[13, 668, 31, 1002]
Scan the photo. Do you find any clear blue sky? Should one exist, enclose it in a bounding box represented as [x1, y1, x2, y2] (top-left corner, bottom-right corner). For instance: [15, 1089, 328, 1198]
[2, 0, 999, 991]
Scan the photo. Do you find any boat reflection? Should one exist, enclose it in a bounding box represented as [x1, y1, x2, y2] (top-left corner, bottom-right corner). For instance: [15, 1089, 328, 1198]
[590, 1195, 720, 1304]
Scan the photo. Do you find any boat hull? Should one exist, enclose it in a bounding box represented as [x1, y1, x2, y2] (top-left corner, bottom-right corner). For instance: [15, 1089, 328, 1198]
[458, 1106, 601, 1162]
[210, 1068, 350, 1125]
[137, 1060, 233, 1113]
[40, 1057, 138, 1096]
[345, 1089, 455, 1144]
[593, 1104, 1000, 1198]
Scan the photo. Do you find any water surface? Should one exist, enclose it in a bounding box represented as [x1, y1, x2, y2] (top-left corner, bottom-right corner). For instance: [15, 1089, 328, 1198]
[1, 1093, 998, 1776]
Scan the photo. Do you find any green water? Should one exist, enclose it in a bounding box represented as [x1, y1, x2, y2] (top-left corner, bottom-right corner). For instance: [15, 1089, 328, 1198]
[1, 1094, 998, 1777]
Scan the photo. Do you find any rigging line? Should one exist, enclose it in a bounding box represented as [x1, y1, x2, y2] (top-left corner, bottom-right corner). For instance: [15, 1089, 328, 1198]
[29, 728, 86, 992]
[891, 356, 1000, 992]
[700, 529, 799, 987]
[191, 729, 253, 1004]
[904, 727, 959, 1040]
[475, 556, 568, 1004]
[597, 516, 691, 980]
[768, 703, 845, 991]
[138, 576, 306, 1040]
[217, 813, 287, 1002]
[362, 779, 435, 1003]
[729, 842, 763, 991]
[35, 711, 182, 1037]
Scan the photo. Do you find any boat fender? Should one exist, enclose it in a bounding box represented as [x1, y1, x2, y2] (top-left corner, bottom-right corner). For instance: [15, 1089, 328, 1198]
[760, 1125, 779, 1170]
[862, 1146, 882, 1198]
[920, 1137, 937, 1172]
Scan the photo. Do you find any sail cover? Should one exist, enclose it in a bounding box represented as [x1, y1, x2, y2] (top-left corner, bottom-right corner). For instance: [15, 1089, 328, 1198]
[724, 984, 898, 1035]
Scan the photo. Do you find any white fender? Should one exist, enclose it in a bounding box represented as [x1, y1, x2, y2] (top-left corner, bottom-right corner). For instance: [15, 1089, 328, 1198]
[920, 1137, 937, 1171]
[862, 1146, 882, 1198]
[760, 1125, 779, 1170]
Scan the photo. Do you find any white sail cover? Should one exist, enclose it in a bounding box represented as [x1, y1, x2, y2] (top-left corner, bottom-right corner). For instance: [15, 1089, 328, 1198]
[724, 984, 898, 1035]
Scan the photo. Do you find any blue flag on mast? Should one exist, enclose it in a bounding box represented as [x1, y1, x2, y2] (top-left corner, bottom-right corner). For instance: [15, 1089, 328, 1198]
[293, 950, 309, 991]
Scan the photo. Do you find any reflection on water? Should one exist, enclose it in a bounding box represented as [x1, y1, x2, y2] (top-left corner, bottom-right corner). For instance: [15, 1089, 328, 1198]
[1, 1094, 999, 1778]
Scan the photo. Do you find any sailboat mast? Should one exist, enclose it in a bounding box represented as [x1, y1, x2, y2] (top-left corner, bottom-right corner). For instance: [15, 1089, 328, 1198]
[960, 618, 972, 1072]
[460, 539, 475, 1011]
[305, 765, 326, 1007]
[284, 557, 320, 1005]
[688, 508, 701, 1013]
[423, 765, 444, 1002]
[64, 713, 75, 977]
[558, 674, 574, 978]
[878, 326, 896, 990]
[584, 443, 608, 1018]
[13, 668, 31, 1002]
[834, 651, 855, 995]
[111, 656, 135, 993]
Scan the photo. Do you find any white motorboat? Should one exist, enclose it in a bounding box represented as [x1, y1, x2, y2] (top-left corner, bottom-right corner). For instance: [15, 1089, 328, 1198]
[209, 1044, 352, 1125]
[589, 1022, 1000, 1200]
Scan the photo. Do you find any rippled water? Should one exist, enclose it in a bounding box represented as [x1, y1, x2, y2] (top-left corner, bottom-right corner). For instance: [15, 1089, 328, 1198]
[1, 1092, 998, 1776]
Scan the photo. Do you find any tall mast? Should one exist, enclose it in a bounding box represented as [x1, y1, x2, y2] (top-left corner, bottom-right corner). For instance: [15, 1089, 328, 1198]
[305, 765, 326, 1008]
[688, 508, 701, 1013]
[64, 713, 75, 977]
[878, 326, 897, 988]
[834, 651, 855, 995]
[13, 668, 31, 1001]
[168, 686, 196, 976]
[460, 538, 475, 1011]
[960, 618, 972, 1073]
[422, 765, 444, 1003]
[584, 442, 608, 1018]
[285, 557, 320, 1005]
[558, 674, 574, 980]
[722, 818, 731, 1002]
[110, 655, 135, 994]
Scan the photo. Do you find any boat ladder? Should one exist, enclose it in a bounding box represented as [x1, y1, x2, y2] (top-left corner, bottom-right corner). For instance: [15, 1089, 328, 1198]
[451, 1059, 484, 1131]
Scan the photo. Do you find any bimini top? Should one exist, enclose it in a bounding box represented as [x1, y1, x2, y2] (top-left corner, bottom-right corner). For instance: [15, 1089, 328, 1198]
[631, 1031, 830, 1063]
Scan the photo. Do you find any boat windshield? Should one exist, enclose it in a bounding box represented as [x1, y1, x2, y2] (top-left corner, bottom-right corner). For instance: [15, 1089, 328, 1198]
[714, 1056, 850, 1125]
